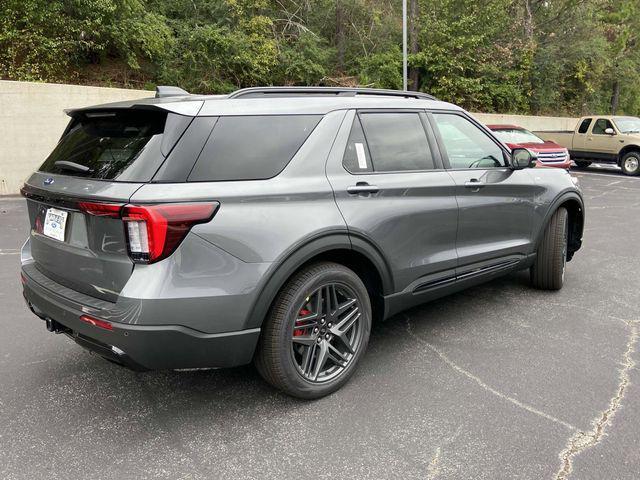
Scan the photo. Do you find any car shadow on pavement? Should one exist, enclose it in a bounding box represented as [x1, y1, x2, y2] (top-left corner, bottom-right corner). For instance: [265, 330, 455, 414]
[17, 268, 537, 448]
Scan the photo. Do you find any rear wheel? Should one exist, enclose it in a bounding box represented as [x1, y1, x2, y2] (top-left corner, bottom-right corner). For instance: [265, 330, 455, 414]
[531, 207, 568, 290]
[574, 160, 592, 169]
[255, 262, 372, 399]
[620, 151, 640, 176]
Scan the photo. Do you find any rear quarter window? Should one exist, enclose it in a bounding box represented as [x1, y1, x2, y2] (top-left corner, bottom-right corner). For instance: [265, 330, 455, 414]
[188, 115, 321, 182]
[578, 118, 592, 134]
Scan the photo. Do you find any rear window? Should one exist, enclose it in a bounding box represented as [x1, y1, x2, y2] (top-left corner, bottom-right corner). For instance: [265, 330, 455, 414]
[39, 110, 171, 181]
[359, 113, 435, 171]
[188, 115, 321, 182]
[578, 118, 592, 134]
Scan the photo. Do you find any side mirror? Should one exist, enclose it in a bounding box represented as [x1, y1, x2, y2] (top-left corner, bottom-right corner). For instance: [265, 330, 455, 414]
[605, 127, 615, 135]
[511, 148, 537, 170]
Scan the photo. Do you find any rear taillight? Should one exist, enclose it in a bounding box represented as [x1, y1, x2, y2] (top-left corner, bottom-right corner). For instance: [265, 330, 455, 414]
[80, 201, 219, 264]
[78, 202, 122, 218]
[122, 203, 219, 263]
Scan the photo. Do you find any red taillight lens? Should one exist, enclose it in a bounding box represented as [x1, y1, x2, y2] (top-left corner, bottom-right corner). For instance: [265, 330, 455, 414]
[78, 202, 122, 218]
[122, 203, 218, 263]
[79, 315, 113, 331]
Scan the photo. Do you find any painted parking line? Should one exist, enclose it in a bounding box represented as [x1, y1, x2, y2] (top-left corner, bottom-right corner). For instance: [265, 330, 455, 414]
[0, 249, 20, 255]
[571, 171, 640, 180]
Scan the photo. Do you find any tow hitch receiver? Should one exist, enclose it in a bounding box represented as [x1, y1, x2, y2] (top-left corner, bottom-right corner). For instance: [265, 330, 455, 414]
[45, 318, 70, 334]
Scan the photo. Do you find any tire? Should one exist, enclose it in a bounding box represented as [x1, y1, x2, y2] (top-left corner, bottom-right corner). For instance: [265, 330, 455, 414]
[255, 262, 372, 399]
[620, 151, 640, 176]
[531, 207, 568, 290]
[574, 160, 592, 169]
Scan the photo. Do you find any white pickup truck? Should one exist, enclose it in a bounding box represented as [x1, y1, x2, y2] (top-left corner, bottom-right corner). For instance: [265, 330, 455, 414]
[536, 116, 640, 176]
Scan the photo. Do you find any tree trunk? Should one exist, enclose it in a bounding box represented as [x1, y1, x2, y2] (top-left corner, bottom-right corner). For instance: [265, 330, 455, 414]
[336, 1, 345, 72]
[408, 0, 419, 90]
[523, 0, 534, 42]
[611, 79, 620, 115]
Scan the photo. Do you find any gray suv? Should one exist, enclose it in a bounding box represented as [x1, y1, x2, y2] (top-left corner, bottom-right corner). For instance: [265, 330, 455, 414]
[20, 87, 584, 398]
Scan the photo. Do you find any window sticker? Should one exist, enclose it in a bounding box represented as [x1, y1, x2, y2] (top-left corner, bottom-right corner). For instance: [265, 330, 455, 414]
[355, 142, 367, 169]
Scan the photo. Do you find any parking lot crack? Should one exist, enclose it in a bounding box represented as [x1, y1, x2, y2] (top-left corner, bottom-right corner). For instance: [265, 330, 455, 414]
[426, 425, 463, 479]
[554, 320, 639, 480]
[404, 316, 576, 431]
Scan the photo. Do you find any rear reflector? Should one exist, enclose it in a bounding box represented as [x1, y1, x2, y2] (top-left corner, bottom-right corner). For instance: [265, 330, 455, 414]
[79, 315, 113, 331]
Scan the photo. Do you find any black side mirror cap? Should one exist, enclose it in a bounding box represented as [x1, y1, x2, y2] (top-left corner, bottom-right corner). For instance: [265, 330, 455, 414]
[511, 148, 537, 170]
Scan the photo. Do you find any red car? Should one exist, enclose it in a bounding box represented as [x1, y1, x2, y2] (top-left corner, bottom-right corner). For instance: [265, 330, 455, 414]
[487, 124, 572, 169]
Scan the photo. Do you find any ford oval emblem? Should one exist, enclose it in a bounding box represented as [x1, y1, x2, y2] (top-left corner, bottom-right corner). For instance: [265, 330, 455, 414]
[43, 177, 54, 186]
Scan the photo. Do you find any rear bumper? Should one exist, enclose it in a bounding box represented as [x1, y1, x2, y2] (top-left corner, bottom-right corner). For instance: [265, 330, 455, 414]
[22, 264, 260, 370]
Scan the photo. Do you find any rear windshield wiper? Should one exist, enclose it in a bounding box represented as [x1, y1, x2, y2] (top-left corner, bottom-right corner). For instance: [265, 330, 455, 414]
[54, 161, 93, 174]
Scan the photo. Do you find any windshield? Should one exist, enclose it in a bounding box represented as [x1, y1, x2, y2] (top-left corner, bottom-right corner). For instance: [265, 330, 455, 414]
[492, 128, 545, 144]
[613, 117, 640, 134]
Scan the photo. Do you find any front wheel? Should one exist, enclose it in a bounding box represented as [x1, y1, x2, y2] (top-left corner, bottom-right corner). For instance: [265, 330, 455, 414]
[255, 262, 372, 399]
[531, 207, 568, 290]
[620, 151, 640, 176]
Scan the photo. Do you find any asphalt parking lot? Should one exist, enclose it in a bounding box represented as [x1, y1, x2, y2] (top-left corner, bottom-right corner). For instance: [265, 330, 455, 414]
[1, 168, 639, 480]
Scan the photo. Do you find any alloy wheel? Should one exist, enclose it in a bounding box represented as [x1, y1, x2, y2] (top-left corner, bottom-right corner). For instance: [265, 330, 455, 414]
[290, 283, 363, 383]
[624, 156, 639, 174]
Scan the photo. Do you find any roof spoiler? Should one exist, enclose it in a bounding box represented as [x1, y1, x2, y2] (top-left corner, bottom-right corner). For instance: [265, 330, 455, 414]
[155, 86, 190, 98]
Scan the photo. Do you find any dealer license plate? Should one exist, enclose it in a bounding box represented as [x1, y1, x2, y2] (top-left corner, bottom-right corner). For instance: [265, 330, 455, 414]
[43, 207, 68, 242]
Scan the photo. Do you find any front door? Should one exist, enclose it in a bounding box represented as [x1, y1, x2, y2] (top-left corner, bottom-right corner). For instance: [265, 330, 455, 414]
[588, 118, 618, 157]
[325, 110, 459, 293]
[429, 112, 537, 275]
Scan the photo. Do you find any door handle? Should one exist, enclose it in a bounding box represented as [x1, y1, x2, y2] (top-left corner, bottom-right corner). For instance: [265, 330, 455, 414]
[347, 182, 379, 194]
[464, 179, 486, 189]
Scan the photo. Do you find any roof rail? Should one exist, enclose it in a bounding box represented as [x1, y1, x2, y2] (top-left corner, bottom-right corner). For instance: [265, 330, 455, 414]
[155, 86, 190, 98]
[228, 86, 436, 101]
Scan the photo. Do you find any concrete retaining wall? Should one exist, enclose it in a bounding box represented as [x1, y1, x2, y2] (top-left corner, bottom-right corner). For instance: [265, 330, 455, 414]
[0, 80, 578, 195]
[0, 81, 151, 195]
[471, 112, 578, 132]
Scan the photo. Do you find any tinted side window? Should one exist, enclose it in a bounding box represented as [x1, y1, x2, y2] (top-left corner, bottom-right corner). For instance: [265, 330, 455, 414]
[592, 118, 614, 135]
[342, 117, 373, 173]
[359, 113, 435, 172]
[432, 114, 505, 169]
[578, 118, 592, 134]
[188, 115, 321, 181]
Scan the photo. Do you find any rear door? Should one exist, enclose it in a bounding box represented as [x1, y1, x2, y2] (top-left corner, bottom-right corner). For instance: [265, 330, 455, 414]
[429, 111, 536, 275]
[22, 108, 192, 302]
[572, 117, 593, 152]
[325, 109, 458, 293]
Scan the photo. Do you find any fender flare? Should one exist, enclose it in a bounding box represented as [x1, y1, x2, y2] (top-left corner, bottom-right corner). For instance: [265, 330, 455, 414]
[618, 145, 640, 166]
[534, 190, 585, 254]
[244, 232, 393, 330]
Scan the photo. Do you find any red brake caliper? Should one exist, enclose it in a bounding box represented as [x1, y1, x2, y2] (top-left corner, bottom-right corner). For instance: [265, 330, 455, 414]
[294, 308, 311, 336]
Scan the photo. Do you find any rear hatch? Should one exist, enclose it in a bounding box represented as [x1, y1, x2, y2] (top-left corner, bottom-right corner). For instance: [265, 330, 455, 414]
[23, 107, 192, 302]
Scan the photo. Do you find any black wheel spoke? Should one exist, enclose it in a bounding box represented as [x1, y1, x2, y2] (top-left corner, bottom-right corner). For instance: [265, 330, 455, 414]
[311, 341, 329, 381]
[337, 297, 356, 314]
[327, 343, 349, 367]
[333, 330, 356, 354]
[301, 342, 317, 376]
[334, 307, 359, 332]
